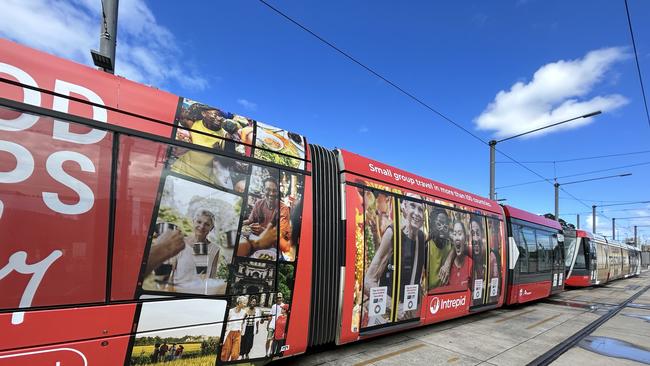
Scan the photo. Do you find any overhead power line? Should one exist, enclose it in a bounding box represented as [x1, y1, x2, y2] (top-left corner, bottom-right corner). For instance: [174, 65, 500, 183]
[496, 149, 650, 164]
[624, 0, 650, 128]
[496, 160, 649, 189]
[563, 204, 650, 216]
[616, 215, 650, 220]
[257, 0, 595, 211]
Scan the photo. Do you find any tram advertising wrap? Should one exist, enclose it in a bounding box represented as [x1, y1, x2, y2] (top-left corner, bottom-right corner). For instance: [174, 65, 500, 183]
[0, 38, 639, 366]
[0, 39, 311, 365]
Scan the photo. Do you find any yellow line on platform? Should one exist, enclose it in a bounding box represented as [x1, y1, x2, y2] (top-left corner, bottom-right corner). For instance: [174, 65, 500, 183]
[494, 309, 536, 323]
[353, 343, 426, 366]
[525, 313, 563, 330]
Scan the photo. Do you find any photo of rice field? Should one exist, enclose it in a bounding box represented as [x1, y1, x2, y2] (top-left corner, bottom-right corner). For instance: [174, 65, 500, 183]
[129, 338, 219, 365]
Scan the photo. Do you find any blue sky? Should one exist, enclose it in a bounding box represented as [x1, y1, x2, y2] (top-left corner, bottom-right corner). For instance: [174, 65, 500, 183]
[2, 0, 649, 241]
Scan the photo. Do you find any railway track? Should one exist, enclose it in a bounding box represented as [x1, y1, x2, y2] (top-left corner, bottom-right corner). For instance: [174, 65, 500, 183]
[527, 284, 650, 366]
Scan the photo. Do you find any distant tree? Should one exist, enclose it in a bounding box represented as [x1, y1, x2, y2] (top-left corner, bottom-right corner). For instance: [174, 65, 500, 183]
[543, 213, 556, 220]
[542, 213, 575, 229]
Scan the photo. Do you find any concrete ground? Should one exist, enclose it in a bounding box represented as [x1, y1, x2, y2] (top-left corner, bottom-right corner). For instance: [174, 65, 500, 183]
[277, 270, 650, 366]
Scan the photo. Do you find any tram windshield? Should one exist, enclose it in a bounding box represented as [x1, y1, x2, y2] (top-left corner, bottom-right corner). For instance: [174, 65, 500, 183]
[564, 234, 577, 268]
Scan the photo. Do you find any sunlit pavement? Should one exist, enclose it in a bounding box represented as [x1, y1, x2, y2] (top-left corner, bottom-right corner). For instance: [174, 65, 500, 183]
[275, 270, 650, 365]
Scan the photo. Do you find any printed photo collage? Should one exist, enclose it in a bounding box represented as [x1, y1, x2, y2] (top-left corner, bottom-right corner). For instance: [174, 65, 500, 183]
[356, 186, 503, 330]
[130, 98, 304, 365]
[173, 97, 307, 171]
[127, 291, 296, 365]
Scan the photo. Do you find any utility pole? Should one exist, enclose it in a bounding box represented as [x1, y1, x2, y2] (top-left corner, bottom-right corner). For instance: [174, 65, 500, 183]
[91, 0, 119, 73]
[554, 182, 559, 219]
[489, 140, 496, 200]
[488, 111, 600, 203]
[577, 214, 580, 229]
[612, 218, 616, 241]
[592, 205, 596, 233]
[555, 173, 630, 226]
[634, 225, 637, 246]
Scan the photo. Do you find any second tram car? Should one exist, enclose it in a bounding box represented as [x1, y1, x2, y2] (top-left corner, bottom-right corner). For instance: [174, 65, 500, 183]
[564, 228, 641, 287]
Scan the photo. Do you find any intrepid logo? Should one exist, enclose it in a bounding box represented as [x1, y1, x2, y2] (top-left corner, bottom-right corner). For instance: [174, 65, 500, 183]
[429, 295, 466, 315]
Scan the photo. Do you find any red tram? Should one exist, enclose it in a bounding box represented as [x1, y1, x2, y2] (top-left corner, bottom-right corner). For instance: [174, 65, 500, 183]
[564, 229, 641, 287]
[0, 39, 631, 366]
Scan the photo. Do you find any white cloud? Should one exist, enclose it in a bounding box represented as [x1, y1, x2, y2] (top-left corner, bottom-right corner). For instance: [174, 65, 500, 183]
[0, 0, 207, 91]
[237, 98, 258, 111]
[359, 126, 369, 133]
[475, 47, 629, 139]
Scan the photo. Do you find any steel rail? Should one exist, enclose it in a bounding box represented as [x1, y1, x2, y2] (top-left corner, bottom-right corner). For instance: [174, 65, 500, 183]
[527, 284, 650, 366]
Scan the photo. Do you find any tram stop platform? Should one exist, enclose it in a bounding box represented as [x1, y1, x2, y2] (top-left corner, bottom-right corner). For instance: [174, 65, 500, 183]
[277, 271, 650, 366]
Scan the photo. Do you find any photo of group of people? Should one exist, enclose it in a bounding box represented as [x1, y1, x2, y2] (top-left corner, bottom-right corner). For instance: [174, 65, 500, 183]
[360, 191, 426, 328]
[129, 299, 226, 365]
[220, 292, 292, 363]
[356, 187, 505, 330]
[427, 206, 471, 294]
[427, 208, 502, 305]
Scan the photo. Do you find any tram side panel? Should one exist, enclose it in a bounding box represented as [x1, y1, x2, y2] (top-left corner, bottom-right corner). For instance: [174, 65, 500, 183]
[596, 241, 610, 284]
[0, 40, 178, 365]
[621, 247, 630, 278]
[336, 150, 505, 344]
[608, 244, 622, 281]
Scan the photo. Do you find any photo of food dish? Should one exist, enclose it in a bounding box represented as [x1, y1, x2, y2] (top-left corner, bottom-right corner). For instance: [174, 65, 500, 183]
[254, 122, 306, 169]
[257, 129, 285, 152]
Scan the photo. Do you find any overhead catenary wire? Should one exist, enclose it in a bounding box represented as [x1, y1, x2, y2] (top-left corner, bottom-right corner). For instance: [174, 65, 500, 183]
[560, 197, 648, 204]
[496, 149, 650, 164]
[624, 0, 650, 129]
[496, 160, 650, 190]
[257, 0, 595, 211]
[562, 206, 650, 216]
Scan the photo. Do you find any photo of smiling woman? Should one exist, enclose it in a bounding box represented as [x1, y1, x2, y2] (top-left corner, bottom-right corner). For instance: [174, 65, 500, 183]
[447, 214, 472, 293]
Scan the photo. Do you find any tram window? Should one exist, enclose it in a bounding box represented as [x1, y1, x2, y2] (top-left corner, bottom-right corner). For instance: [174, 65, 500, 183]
[552, 235, 562, 267]
[564, 235, 577, 267]
[522, 227, 537, 273]
[573, 241, 586, 269]
[536, 231, 552, 272]
[513, 225, 528, 273]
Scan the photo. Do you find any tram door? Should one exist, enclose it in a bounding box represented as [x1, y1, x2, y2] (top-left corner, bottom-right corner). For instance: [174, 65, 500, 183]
[394, 197, 426, 324]
[470, 216, 501, 308]
[360, 192, 425, 331]
[588, 239, 598, 283]
[550, 233, 564, 291]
